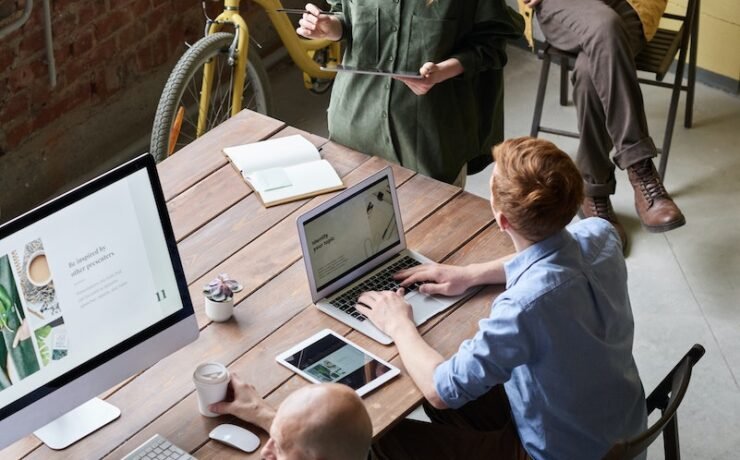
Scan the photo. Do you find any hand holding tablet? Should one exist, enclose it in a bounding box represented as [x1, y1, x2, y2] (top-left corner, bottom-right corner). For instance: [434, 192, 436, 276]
[276, 329, 400, 396]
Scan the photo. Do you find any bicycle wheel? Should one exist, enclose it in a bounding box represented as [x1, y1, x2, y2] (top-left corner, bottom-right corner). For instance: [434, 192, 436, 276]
[150, 32, 273, 162]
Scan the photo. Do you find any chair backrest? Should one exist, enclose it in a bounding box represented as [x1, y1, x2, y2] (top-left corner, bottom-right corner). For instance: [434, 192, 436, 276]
[634, 0, 699, 80]
[602, 344, 705, 460]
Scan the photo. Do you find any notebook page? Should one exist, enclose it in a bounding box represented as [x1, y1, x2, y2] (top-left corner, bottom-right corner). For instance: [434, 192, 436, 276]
[223, 135, 320, 174]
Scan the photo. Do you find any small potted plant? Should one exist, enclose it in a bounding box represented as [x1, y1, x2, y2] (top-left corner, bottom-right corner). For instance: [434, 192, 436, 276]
[203, 273, 243, 322]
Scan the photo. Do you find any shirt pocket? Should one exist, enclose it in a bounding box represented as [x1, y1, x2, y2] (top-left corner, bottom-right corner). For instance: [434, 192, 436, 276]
[406, 15, 459, 68]
[347, 5, 380, 67]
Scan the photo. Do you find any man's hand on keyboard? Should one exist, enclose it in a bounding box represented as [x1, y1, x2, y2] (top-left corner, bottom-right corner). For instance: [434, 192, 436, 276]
[356, 289, 414, 338]
[395, 263, 472, 296]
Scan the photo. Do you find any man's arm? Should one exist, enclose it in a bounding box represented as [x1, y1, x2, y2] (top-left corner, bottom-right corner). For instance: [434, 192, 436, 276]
[395, 253, 515, 296]
[210, 374, 276, 432]
[356, 290, 448, 408]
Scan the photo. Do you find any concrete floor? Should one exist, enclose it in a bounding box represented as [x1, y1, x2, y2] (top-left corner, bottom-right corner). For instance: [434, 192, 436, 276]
[269, 47, 740, 459]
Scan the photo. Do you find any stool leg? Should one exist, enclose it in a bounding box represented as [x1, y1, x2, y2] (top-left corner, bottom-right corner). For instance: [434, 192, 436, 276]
[685, 0, 699, 128]
[531, 54, 552, 138]
[659, 21, 690, 180]
[559, 56, 570, 106]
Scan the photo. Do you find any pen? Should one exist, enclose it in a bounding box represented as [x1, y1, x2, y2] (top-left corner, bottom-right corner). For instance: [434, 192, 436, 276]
[275, 8, 339, 16]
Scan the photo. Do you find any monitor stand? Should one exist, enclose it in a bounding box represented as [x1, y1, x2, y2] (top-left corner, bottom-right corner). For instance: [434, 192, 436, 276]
[33, 398, 121, 450]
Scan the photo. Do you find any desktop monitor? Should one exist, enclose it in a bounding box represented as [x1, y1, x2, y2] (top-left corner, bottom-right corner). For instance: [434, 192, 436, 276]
[0, 154, 199, 450]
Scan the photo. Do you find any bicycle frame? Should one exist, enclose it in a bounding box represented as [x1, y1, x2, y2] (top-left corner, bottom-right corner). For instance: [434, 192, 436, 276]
[197, 0, 340, 136]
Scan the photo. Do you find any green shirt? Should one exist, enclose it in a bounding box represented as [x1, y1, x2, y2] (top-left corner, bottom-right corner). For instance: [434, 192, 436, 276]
[328, 0, 523, 183]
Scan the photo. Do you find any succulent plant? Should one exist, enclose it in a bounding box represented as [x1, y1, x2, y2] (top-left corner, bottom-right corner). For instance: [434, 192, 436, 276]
[203, 274, 243, 302]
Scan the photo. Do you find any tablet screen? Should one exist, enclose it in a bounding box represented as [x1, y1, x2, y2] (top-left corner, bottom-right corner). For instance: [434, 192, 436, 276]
[282, 332, 394, 391]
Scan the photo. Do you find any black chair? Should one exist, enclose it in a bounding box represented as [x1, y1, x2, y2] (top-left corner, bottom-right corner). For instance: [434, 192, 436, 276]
[603, 344, 705, 460]
[530, 0, 700, 181]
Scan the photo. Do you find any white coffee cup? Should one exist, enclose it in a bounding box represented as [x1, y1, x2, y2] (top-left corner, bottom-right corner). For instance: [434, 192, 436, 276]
[193, 362, 230, 417]
[26, 250, 52, 287]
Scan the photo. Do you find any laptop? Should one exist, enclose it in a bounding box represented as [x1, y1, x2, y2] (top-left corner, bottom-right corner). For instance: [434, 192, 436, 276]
[297, 167, 466, 344]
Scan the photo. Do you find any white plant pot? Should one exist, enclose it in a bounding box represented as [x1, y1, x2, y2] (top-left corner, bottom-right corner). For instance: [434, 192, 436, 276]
[204, 297, 234, 322]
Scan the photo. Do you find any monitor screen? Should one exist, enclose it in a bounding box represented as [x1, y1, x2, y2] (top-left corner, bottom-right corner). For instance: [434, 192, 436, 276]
[302, 175, 401, 291]
[0, 161, 189, 419]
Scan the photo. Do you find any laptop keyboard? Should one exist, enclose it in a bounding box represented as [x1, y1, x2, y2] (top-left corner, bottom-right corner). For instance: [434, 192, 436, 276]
[329, 256, 422, 322]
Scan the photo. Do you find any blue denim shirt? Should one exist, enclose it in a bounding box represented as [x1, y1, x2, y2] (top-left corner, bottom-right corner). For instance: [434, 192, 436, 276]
[434, 218, 647, 460]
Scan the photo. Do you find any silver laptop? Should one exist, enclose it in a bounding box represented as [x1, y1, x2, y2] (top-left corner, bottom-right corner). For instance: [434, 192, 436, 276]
[297, 167, 465, 344]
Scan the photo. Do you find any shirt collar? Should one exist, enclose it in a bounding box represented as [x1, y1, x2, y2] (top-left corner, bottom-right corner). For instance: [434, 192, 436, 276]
[504, 229, 573, 288]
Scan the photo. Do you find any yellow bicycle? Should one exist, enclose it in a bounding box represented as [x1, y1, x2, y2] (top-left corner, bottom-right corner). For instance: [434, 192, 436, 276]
[150, 0, 341, 161]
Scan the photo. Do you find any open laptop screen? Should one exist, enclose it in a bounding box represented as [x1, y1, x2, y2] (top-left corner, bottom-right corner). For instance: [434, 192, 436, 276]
[302, 175, 401, 292]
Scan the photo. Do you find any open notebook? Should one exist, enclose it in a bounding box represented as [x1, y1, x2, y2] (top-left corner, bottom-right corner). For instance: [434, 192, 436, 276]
[223, 135, 345, 207]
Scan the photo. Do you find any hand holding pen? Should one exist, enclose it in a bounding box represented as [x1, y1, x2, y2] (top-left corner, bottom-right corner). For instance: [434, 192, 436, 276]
[295, 3, 343, 41]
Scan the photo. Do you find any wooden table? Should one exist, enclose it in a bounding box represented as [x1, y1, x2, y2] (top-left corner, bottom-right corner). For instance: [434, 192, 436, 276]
[3, 110, 514, 459]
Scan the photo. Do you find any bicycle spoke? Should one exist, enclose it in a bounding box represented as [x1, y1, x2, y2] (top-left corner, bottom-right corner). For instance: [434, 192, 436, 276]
[211, 55, 232, 130]
[153, 31, 273, 161]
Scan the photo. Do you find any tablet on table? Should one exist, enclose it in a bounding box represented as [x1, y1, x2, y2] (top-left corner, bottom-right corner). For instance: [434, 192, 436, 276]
[276, 329, 400, 396]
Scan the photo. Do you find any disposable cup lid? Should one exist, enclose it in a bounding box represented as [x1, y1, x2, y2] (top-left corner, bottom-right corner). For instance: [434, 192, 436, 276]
[193, 362, 229, 384]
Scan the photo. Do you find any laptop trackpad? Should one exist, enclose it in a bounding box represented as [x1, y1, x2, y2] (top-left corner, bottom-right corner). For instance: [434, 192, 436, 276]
[407, 292, 447, 325]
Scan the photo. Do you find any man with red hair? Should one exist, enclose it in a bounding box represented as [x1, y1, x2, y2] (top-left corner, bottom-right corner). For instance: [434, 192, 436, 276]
[360, 137, 647, 460]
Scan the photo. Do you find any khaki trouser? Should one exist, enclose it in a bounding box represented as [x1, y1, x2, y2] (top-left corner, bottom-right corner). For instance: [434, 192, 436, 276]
[371, 386, 531, 460]
[536, 0, 656, 197]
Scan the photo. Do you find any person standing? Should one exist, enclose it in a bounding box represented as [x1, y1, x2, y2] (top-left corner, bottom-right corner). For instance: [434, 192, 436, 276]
[297, 1, 524, 186]
[521, 0, 685, 246]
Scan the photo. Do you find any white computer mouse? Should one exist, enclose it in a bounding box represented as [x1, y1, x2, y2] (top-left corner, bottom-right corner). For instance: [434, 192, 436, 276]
[209, 423, 261, 453]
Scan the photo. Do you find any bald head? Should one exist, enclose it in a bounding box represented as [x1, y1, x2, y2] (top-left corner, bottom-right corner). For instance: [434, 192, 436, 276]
[268, 384, 372, 460]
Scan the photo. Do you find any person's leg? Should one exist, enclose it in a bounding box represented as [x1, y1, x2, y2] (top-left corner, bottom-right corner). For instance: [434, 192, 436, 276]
[536, 0, 651, 163]
[536, 0, 684, 232]
[371, 418, 528, 460]
[372, 386, 529, 460]
[571, 52, 627, 247]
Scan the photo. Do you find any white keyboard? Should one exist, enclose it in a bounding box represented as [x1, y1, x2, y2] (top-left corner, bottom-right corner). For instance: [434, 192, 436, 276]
[122, 434, 196, 460]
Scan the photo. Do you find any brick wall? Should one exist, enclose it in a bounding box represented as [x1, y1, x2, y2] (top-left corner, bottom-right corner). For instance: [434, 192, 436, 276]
[0, 0, 208, 155]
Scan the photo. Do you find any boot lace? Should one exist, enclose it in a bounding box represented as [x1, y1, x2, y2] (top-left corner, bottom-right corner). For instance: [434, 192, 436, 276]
[588, 197, 613, 220]
[633, 160, 668, 205]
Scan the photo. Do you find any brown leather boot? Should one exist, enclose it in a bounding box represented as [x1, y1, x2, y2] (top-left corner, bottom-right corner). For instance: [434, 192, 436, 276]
[627, 159, 686, 232]
[580, 196, 628, 249]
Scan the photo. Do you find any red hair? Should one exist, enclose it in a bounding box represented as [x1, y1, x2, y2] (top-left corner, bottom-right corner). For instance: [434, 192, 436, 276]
[492, 137, 584, 241]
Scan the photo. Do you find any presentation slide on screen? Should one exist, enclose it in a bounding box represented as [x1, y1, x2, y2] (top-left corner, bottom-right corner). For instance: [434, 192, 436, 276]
[304, 179, 399, 289]
[0, 169, 182, 409]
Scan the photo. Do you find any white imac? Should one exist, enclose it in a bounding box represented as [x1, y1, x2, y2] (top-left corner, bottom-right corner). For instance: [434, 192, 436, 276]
[0, 154, 199, 450]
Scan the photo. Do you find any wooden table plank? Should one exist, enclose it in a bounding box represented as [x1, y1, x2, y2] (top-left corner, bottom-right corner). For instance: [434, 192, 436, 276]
[158, 111, 285, 201]
[103, 162, 461, 459]
[24, 262, 316, 460]
[22, 155, 420, 459]
[168, 166, 253, 242]
[8, 113, 516, 460]
[185, 157, 416, 328]
[174, 140, 373, 285]
[104, 303, 351, 459]
[189, 199, 504, 459]
[165, 124, 332, 244]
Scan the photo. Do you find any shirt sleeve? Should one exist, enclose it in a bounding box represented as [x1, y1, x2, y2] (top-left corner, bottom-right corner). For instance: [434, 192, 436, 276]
[434, 296, 536, 409]
[449, 0, 525, 79]
[327, 0, 350, 42]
